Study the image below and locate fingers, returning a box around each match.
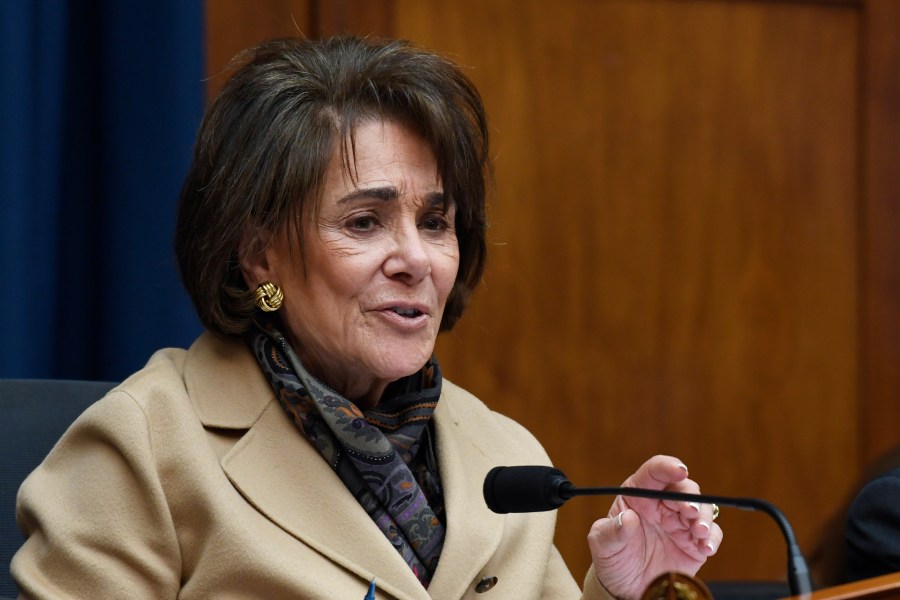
[683,501,716,540]
[691,501,723,555]
[679,496,724,558]
[660,476,701,513]
[704,521,724,555]
[696,501,717,531]
[620,455,720,536]
[622,455,690,491]
[623,455,697,513]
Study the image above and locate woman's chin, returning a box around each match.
[368,346,434,382]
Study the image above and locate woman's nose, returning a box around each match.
[383,224,431,283]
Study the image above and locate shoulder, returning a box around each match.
[74,344,194,438]
[100,331,271,430]
[37,346,198,471]
[845,467,900,581]
[66,332,252,458]
[848,467,900,521]
[114,346,190,408]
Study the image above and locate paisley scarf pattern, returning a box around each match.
[247,320,446,587]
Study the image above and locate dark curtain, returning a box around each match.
[1,1,205,381]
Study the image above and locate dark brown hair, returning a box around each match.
[175,36,490,337]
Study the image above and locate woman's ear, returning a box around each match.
[238,227,276,290]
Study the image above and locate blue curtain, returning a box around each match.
[0,2,205,381]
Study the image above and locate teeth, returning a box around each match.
[390,307,421,317]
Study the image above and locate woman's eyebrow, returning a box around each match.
[338,186,399,204]
[424,191,446,207]
[338,187,447,206]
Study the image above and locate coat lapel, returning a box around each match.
[185,334,505,599]
[221,400,430,599]
[186,334,426,598]
[426,383,506,599]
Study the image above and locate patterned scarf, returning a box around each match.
[247,320,446,588]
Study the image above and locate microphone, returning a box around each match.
[483,465,812,597]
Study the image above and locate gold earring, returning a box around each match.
[254,282,284,312]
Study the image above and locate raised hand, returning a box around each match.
[586,455,723,600]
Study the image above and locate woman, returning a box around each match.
[13,36,722,599]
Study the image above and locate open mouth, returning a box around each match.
[389,307,424,318]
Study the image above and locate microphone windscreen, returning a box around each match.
[483,465,569,513]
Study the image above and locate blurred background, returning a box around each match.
[3,0,900,586]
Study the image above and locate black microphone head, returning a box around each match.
[483,465,571,513]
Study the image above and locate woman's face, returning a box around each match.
[243,119,459,407]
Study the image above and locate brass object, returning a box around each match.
[641,572,713,600]
[254,282,284,312]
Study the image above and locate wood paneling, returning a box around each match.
[204,0,313,99]
[311,0,394,39]
[203,0,394,99]
[398,0,860,580]
[204,0,900,585]
[861,0,900,465]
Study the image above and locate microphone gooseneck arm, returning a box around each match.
[565,484,811,596]
[483,466,813,597]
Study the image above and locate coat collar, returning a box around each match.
[183,332,273,429]
[185,334,506,598]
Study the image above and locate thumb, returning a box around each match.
[588,509,639,558]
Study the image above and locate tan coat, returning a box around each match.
[13,333,611,599]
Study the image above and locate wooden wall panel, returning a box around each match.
[861,0,900,465]
[312,0,394,39]
[203,0,900,585]
[204,0,313,98]
[204,0,393,99]
[397,0,861,581]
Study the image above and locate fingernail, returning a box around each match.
[706,542,716,554]
[699,521,711,532]
[689,502,701,512]
[677,463,689,475]
[615,511,624,528]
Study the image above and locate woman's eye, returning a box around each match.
[421,214,449,231]
[349,215,377,231]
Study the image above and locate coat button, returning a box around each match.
[475,575,498,593]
